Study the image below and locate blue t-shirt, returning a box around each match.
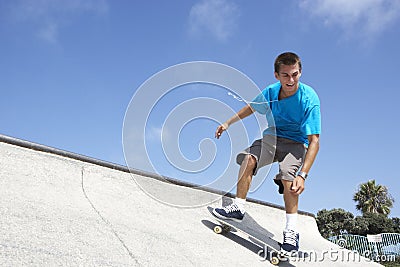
[250,82,321,146]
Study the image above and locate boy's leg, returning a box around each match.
[213,136,276,221]
[212,155,256,221]
[275,138,306,253]
[282,180,299,232]
[275,138,306,214]
[235,135,276,208]
[236,154,257,199]
[280,178,301,254]
[282,180,299,214]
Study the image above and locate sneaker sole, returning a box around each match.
[212,209,243,222]
[280,248,300,257]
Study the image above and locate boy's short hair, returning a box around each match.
[274,52,302,73]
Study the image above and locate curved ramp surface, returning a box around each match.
[0,137,381,266]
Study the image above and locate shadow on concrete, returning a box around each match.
[201,219,263,256]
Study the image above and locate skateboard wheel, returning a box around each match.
[222,225,231,232]
[271,256,280,265]
[213,225,223,234]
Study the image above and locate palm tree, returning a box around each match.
[353,180,394,215]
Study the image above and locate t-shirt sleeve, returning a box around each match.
[249,91,269,115]
[302,104,321,135]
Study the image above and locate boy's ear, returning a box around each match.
[274,72,279,80]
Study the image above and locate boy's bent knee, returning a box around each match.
[244,154,257,167]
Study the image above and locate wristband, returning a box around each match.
[298,171,308,180]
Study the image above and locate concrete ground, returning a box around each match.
[0,135,381,266]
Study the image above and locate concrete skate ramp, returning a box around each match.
[0,135,381,266]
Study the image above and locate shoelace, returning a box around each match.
[223,204,240,213]
[283,230,298,246]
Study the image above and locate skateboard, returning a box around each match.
[207,206,308,265]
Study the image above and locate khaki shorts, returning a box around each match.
[236,135,306,181]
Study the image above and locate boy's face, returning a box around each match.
[274,63,302,94]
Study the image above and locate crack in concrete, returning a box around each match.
[80,167,140,266]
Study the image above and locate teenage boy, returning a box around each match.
[213,52,321,254]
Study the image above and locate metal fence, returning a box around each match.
[329,233,400,261]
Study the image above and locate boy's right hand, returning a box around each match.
[215,123,228,139]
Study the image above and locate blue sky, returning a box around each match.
[1,0,400,217]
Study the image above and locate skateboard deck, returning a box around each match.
[207,206,308,265]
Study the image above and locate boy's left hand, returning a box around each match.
[290,176,305,195]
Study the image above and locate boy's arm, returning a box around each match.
[291,134,320,195]
[301,134,320,174]
[215,104,255,139]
